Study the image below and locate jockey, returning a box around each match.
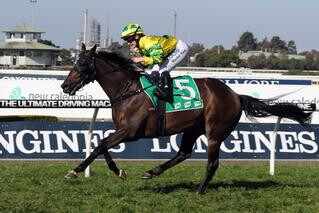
[121,23,189,102]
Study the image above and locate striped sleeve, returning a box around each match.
[143,45,164,66]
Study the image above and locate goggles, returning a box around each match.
[125,36,136,43]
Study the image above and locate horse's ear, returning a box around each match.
[81,43,86,52]
[89,44,97,56]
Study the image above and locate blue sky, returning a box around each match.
[0,0,318,52]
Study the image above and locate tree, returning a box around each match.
[58,48,73,66]
[287,58,301,70]
[201,46,221,67]
[188,43,205,57]
[257,37,271,52]
[191,45,240,68]
[216,50,240,67]
[192,53,205,67]
[265,55,279,69]
[38,39,60,48]
[237,31,257,52]
[301,55,315,70]
[247,54,266,69]
[278,54,289,69]
[270,36,287,53]
[287,40,297,54]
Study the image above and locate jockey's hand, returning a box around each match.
[131,57,144,64]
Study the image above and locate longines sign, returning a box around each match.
[0,121,318,159]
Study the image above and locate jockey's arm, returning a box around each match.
[131,56,145,63]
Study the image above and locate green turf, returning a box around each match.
[0,162,318,213]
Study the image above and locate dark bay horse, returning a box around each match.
[61,44,312,194]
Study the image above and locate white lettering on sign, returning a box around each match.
[16,130,42,154]
[0,129,317,156]
[221,79,280,85]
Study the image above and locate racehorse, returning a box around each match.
[61,44,312,194]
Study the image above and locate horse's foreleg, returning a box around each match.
[103,152,122,176]
[95,132,120,176]
[65,128,129,179]
[142,129,200,179]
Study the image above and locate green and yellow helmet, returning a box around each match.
[121,23,144,40]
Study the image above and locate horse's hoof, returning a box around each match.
[141,171,154,179]
[196,187,206,195]
[118,169,128,181]
[196,191,205,195]
[65,170,77,179]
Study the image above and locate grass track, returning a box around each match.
[0,161,318,213]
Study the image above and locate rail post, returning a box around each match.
[84,107,99,178]
[269,117,282,176]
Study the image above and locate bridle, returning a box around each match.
[72,52,148,105]
[72,52,97,89]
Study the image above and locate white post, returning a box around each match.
[269,117,282,176]
[30,0,37,27]
[84,108,99,178]
[83,9,88,46]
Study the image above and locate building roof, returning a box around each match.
[239,50,306,61]
[2,24,44,33]
[0,41,60,51]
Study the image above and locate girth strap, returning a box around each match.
[156,99,166,137]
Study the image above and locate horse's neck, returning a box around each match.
[95,60,138,100]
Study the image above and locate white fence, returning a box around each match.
[1,69,318,177]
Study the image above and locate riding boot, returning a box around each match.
[150,71,160,85]
[159,71,173,102]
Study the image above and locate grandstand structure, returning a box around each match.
[0,24,60,67]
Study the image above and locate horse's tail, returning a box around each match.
[239,95,312,126]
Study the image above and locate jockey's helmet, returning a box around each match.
[121,23,144,40]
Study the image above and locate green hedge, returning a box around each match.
[0,115,58,122]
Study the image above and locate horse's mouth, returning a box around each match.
[68,89,77,96]
[61,80,85,96]
[63,87,78,96]
[65,82,85,96]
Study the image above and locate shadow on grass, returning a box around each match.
[139,180,281,194]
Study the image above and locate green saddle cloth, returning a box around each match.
[139,75,204,113]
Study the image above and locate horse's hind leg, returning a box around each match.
[142,128,203,179]
[197,120,240,194]
[197,137,221,194]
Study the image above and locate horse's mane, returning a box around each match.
[96,51,139,73]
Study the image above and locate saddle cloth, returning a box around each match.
[139,75,204,113]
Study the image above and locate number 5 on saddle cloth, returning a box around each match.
[140,75,204,136]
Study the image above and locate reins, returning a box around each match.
[91,55,153,106]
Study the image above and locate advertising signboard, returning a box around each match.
[0,121,318,160]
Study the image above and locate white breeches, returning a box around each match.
[151,40,189,74]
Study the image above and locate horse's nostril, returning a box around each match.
[61,83,67,89]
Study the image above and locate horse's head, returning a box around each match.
[61,44,97,95]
